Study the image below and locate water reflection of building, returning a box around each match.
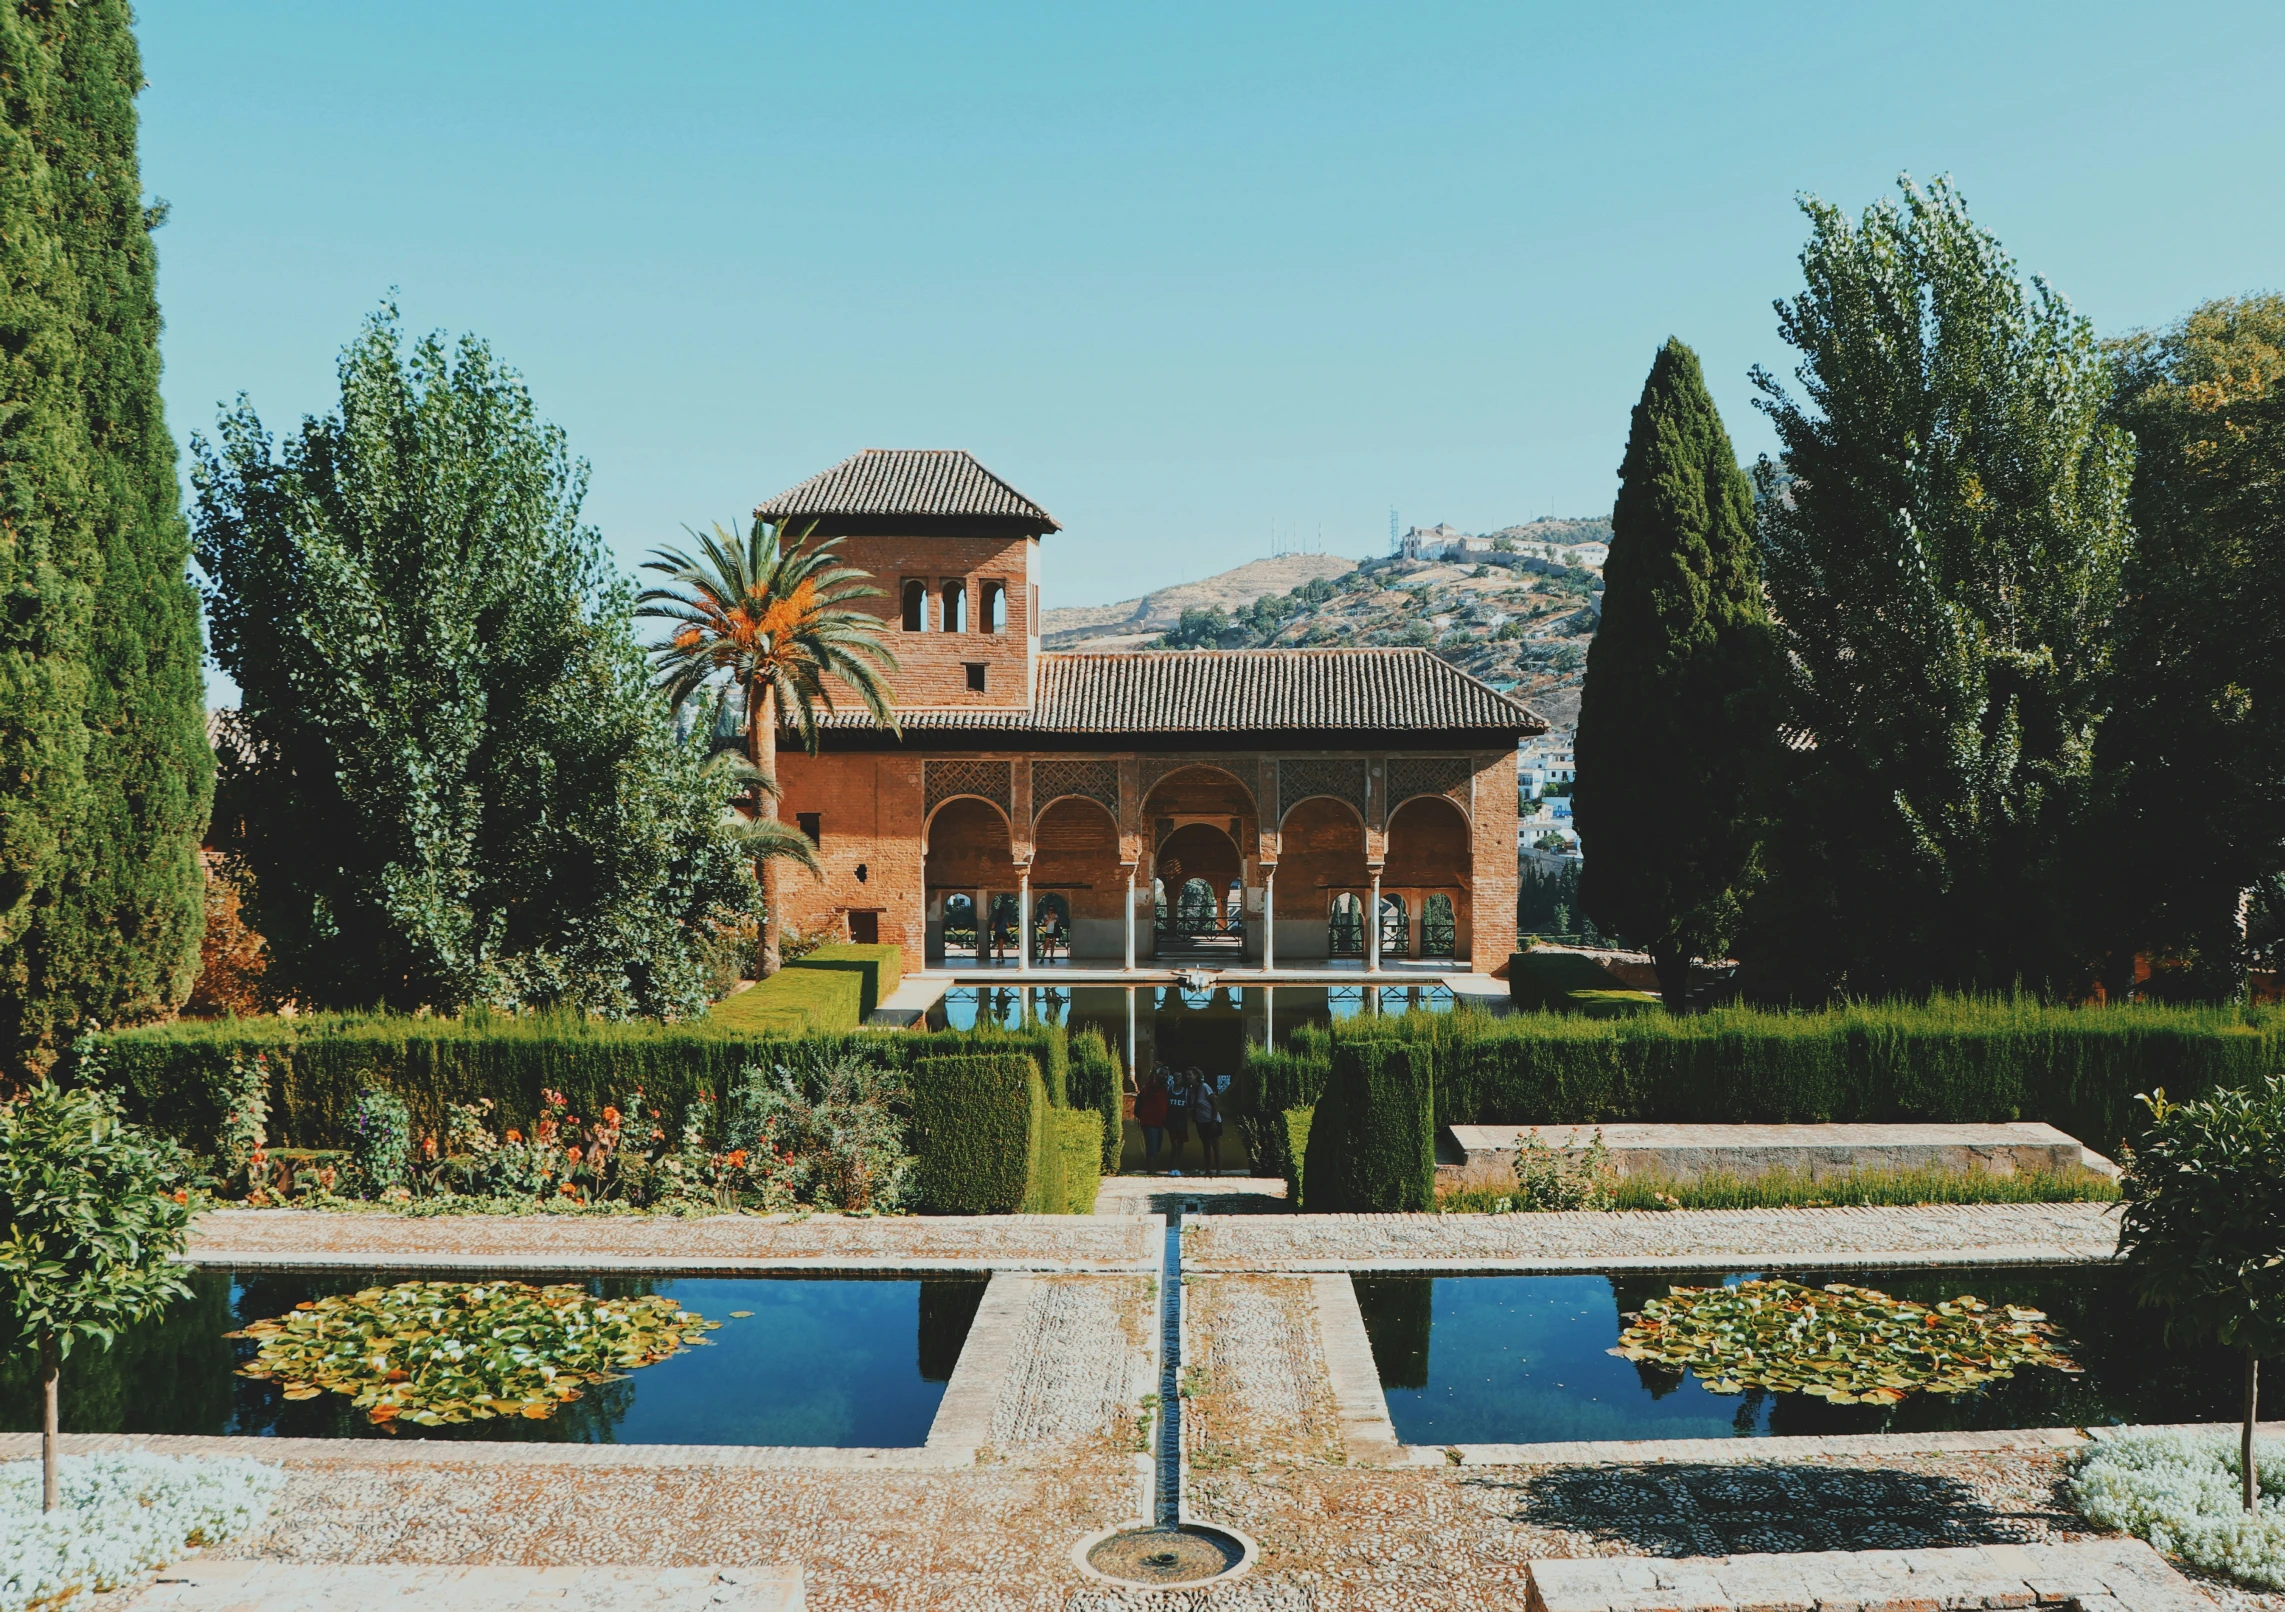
[763,450,1544,976]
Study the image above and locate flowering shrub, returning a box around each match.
[0,1452,282,1612]
[211,1049,916,1215]
[348,1087,412,1194]
[2072,1430,2285,1589]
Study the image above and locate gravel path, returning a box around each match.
[1182,1202,2120,1273]
[185,1208,1160,1273]
[991,1277,1154,1450]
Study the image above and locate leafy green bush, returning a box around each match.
[347,1089,412,1196]
[1067,1029,1126,1174]
[2118,1070,2285,1508]
[1245,996,2272,1157]
[913,1054,1045,1215]
[1302,1039,1435,1212]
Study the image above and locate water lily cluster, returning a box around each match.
[1609,1278,2082,1404]
[227,1279,719,1427]
[0,1452,282,1612]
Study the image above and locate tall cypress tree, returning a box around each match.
[1575,339,1775,1010]
[0,5,96,1065]
[0,0,209,1070]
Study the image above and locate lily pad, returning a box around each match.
[1609,1278,2081,1405]
[226,1279,718,1428]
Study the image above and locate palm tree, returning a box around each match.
[638,520,900,976]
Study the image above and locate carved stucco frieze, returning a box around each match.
[923,758,1012,819]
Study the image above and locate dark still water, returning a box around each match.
[1355,1267,2268,1446]
[0,1269,984,1447]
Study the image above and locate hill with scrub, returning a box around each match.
[1040,518,1609,723]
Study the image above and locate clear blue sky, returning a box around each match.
[142,1,2283,646]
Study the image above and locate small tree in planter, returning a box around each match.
[2117,1072,2285,1510]
[0,1076,193,1510]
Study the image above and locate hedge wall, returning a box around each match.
[1244,998,2276,1159]
[1049,1108,1104,1214]
[1067,1028,1126,1174]
[707,968,864,1034]
[1301,1039,1435,1212]
[913,1053,1046,1214]
[98,1014,1073,1157]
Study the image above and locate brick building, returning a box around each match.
[759,449,1544,974]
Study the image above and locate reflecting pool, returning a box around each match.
[1356,1267,2271,1446]
[0,1269,984,1447]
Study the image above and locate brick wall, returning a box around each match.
[770,750,926,955]
[828,533,1040,709]
[1470,747,1520,966]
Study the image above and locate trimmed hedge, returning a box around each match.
[784,943,902,1019]
[1050,1108,1105,1214]
[1245,998,2277,1158]
[1301,1039,1436,1212]
[709,968,864,1034]
[97,1015,1074,1158]
[914,1053,1045,1214]
[1067,1028,1126,1174]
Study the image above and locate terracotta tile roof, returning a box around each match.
[754,449,1059,531]
[802,649,1545,736]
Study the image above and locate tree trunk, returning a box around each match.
[751,680,782,979]
[2246,1348,2261,1512]
[1651,945,1691,1014]
[41,1327,59,1512]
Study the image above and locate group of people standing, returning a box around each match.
[1132,1064,1227,1174]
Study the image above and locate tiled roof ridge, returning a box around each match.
[755,447,1059,529]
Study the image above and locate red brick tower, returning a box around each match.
[754,448,1058,714]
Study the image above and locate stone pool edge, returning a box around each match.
[1399,1417,2285,1468]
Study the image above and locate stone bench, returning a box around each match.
[1440,1122,2111,1193]
[1526,1539,2211,1612]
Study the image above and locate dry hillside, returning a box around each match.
[1042,554,1357,650]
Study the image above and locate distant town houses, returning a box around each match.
[1400,521,1611,572]
[1517,727,1580,859]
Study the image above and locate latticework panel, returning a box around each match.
[924,758,1012,817]
[1277,757,1368,823]
[1387,755,1471,815]
[1032,758,1120,821]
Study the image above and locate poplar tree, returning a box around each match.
[1575,339,1775,1010]
[0,0,209,1071]
[1751,177,2132,996]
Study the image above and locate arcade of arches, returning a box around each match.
[781,747,1516,972]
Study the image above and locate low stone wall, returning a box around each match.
[1440,1120,2104,1192]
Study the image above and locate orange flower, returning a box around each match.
[506,1128,523,1143]
[602,1105,620,1124]
[565,1145,583,1164]
[171,1187,189,1205]
[421,1134,438,1160]
[725,1148,749,1169]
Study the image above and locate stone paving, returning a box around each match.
[1182,1203,2121,1273]
[125,1561,804,1611]
[183,1208,1161,1274]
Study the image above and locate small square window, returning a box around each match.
[796,812,821,845]
[963,662,987,693]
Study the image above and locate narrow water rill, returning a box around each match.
[1078,1197,1252,1588]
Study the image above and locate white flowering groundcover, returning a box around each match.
[2072,1430,2285,1590]
[0,1452,283,1612]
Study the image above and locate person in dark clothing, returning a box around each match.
[1191,1073,1225,1174]
[1163,1066,1192,1170]
[1135,1069,1170,1169]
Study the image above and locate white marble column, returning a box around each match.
[1262,864,1276,973]
[1018,868,1031,972]
[1367,871,1383,974]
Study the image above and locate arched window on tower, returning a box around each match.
[983,580,1007,632]
[901,579,927,632]
[942,580,967,632]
